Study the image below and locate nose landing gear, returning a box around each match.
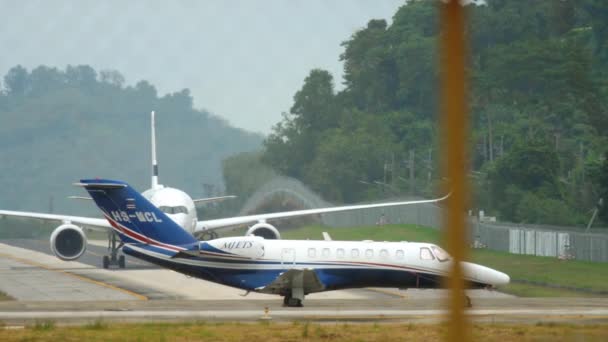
[102,231,126,269]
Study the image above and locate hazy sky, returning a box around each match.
[0,0,404,134]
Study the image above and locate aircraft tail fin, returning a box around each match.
[77,179,198,248]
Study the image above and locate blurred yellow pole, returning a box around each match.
[440,1,470,342]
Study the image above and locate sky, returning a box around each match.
[0,0,405,134]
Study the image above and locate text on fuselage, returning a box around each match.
[110,210,163,223]
[222,241,254,249]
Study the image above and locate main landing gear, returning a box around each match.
[102,231,126,269]
[282,288,305,307]
[283,294,303,307]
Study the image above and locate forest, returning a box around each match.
[0,65,262,214]
[227,0,608,226]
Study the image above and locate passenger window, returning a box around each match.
[308,248,316,258]
[365,249,374,259]
[420,247,435,260]
[379,249,388,258]
[351,249,360,258]
[337,248,345,258]
[395,250,404,259]
[322,248,330,258]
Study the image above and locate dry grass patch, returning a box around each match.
[0,322,607,341]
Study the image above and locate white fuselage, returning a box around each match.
[200,236,510,289]
[142,186,197,233]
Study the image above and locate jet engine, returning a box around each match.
[50,224,87,261]
[245,222,281,239]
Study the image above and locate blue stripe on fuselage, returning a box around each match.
[122,244,447,292]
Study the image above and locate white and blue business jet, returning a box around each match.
[78,179,509,307]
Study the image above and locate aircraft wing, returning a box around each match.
[256,268,325,295]
[195,194,448,232]
[193,195,237,205]
[0,210,110,231]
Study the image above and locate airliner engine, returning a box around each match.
[49,224,87,261]
[245,222,281,239]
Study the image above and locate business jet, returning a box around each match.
[0,112,448,269]
[77,178,509,307]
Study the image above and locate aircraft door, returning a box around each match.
[281,248,295,266]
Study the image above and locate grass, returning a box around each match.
[0,322,606,341]
[0,291,13,301]
[280,224,608,297]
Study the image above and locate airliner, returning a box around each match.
[77,178,509,307]
[0,111,233,268]
[0,111,447,269]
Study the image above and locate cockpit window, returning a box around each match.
[159,206,188,214]
[419,247,435,260]
[431,246,450,262]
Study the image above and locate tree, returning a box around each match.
[487,137,561,219]
[65,65,97,90]
[99,70,125,87]
[28,66,64,96]
[598,153,608,223]
[263,69,337,179]
[3,65,29,96]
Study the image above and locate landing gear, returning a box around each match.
[283,294,303,307]
[102,231,125,269]
[465,295,472,308]
[118,255,126,269]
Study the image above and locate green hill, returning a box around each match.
[0,65,262,215]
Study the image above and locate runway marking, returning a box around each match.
[0,252,148,301]
[14,240,148,266]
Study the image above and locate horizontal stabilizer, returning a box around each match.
[68,196,93,200]
[73,181,127,189]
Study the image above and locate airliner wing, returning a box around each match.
[195,194,448,232]
[193,195,237,205]
[256,268,324,295]
[0,210,110,231]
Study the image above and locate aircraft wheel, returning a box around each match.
[287,298,303,307]
[118,255,126,269]
[102,255,110,269]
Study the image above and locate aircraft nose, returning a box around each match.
[167,214,188,229]
[461,261,510,287]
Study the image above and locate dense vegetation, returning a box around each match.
[0,65,262,214]
[254,0,608,226]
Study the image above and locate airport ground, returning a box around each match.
[0,224,607,341]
